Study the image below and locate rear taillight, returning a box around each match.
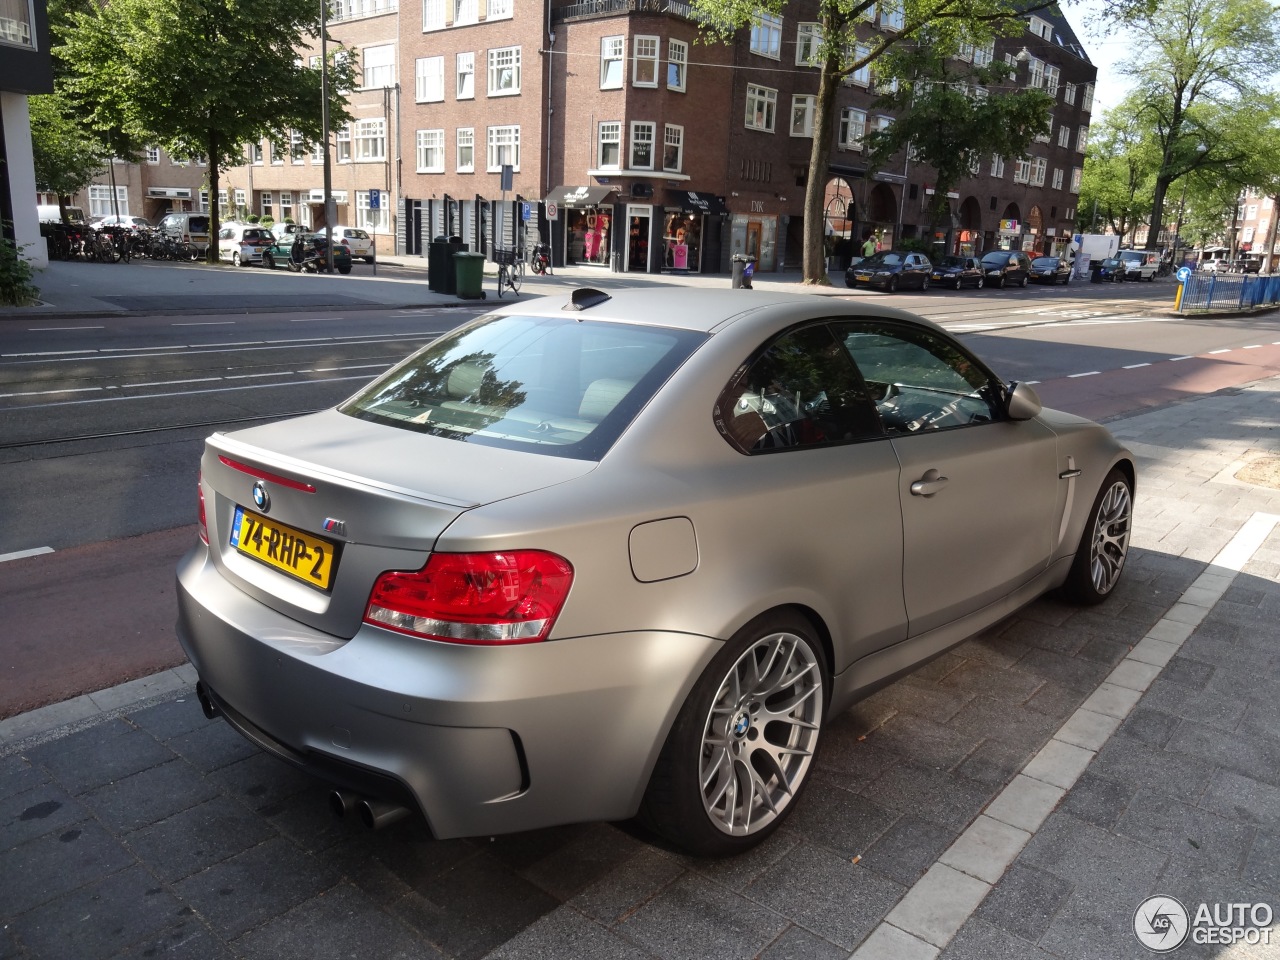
[364,550,573,644]
[197,476,209,544]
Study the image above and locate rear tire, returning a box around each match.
[1063,468,1133,605]
[640,611,827,856]
[263,252,275,270]
[888,275,899,293]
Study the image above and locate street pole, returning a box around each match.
[320,0,335,273]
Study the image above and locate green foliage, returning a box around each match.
[0,237,40,308]
[1077,100,1159,241]
[27,91,111,198]
[260,215,275,228]
[56,0,356,260]
[247,214,261,223]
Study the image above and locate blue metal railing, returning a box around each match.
[1177,272,1280,312]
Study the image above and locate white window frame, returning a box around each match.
[290,130,306,164]
[1070,167,1082,193]
[1076,126,1088,152]
[486,125,520,172]
[1031,157,1047,187]
[261,191,274,217]
[796,22,821,66]
[362,44,395,89]
[745,84,777,132]
[790,95,816,137]
[1058,124,1070,147]
[311,140,325,163]
[454,0,477,26]
[357,191,388,232]
[456,52,474,99]
[416,55,444,102]
[878,1,904,31]
[416,129,445,173]
[749,12,782,58]
[486,0,512,17]
[851,44,871,85]
[1044,64,1060,96]
[88,185,129,217]
[597,121,622,169]
[663,124,683,173]
[1028,16,1052,39]
[457,127,474,172]
[487,46,521,96]
[1064,82,1076,105]
[633,36,659,86]
[280,192,293,219]
[354,118,386,162]
[840,107,866,150]
[667,38,687,91]
[146,146,161,164]
[1082,83,1095,112]
[1052,169,1064,190]
[600,36,625,89]
[423,0,444,30]
[630,121,655,169]
[974,42,994,67]
[1026,56,1044,90]
[991,154,1005,178]
[1013,157,1031,183]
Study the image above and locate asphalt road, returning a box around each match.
[2,287,1278,717]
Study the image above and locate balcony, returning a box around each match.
[552,0,696,25]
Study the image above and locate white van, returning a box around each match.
[1116,249,1158,281]
[37,204,87,223]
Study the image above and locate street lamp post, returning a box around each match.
[320,0,335,272]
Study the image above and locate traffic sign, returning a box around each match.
[546,201,559,221]
[369,189,381,210]
[521,201,532,222]
[1176,266,1192,282]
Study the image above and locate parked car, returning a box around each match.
[90,215,153,231]
[980,250,1033,288]
[1116,249,1158,281]
[930,255,985,289]
[325,225,375,263]
[177,288,1135,855]
[262,232,353,273]
[845,251,933,291]
[1092,257,1127,283]
[217,222,276,266]
[1029,256,1072,285]
[156,212,211,253]
[37,204,87,224]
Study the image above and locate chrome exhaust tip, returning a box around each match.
[195,682,220,720]
[358,798,410,830]
[329,790,358,820]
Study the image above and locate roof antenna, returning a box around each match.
[564,288,612,311]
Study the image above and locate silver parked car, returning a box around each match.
[177,288,1135,855]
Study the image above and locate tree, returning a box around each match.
[57,0,355,262]
[1076,99,1158,241]
[866,33,1055,253]
[27,91,111,221]
[1113,0,1280,251]
[692,0,1067,283]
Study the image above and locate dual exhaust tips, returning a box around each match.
[329,790,410,831]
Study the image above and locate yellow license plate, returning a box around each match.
[230,506,337,590]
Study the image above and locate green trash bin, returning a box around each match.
[454,251,486,300]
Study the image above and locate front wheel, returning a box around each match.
[263,252,275,270]
[338,263,352,275]
[641,611,827,856]
[887,275,899,293]
[510,260,524,293]
[496,267,507,298]
[1021,274,1029,288]
[1063,468,1133,605]
[975,276,984,289]
[920,276,929,292]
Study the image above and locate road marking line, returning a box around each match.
[1244,344,1262,349]
[1123,363,1151,369]
[1068,371,1100,378]
[1170,355,1194,361]
[37,327,105,332]
[849,512,1280,958]
[0,546,55,563]
[1209,349,1232,354]
[0,386,102,399]
[172,321,236,326]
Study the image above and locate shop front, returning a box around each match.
[729,209,778,273]
[546,186,616,269]
[662,191,728,273]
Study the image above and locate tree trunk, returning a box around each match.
[800,38,843,285]
[1262,195,1279,275]
[206,129,220,265]
[1145,176,1170,252]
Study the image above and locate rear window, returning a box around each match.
[341,314,705,460]
[1032,258,1059,267]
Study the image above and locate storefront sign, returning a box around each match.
[999,218,1019,233]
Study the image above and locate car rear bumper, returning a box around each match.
[175,545,720,838]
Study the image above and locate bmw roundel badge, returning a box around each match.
[251,481,270,512]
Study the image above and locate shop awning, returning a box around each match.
[547,185,614,207]
[666,190,729,216]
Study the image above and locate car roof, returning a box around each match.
[485,287,953,337]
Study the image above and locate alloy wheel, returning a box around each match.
[1090,480,1132,595]
[698,630,823,837]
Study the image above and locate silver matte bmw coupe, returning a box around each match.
[177,288,1134,855]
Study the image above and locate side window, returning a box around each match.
[714,324,883,454]
[836,322,1003,434]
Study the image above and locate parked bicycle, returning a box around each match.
[530,241,551,276]
[494,247,523,297]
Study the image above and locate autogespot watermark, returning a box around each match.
[1134,896,1274,952]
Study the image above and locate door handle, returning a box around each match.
[910,469,949,497]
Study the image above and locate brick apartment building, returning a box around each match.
[60,0,1097,274]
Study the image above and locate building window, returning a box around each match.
[974,42,993,66]
[1031,157,1047,186]
[1028,15,1052,39]
[667,38,687,90]
[878,1,904,31]
[199,190,210,211]
[1245,204,1258,220]
[146,146,161,164]
[487,0,512,17]
[1070,167,1082,193]
[270,139,284,164]
[597,121,622,169]
[454,0,477,26]
[355,119,386,161]
[1036,114,1051,143]
[487,125,520,171]
[261,192,274,218]
[423,0,444,30]
[416,129,445,172]
[290,130,306,163]
[281,192,293,219]
[663,124,683,172]
[456,52,474,99]
[745,84,777,131]
[88,185,129,217]
[234,188,246,210]
[362,44,394,88]
[796,22,821,65]
[457,128,474,172]
[1076,126,1088,152]
[601,36,624,89]
[791,95,816,137]
[1044,65,1060,96]
[630,121,655,169]
[311,140,325,163]
[991,154,1005,178]
[357,191,388,232]
[750,12,782,58]
[488,46,521,96]
[249,142,263,164]
[416,56,444,102]
[1052,168,1064,190]
[1026,57,1045,90]
[1058,124,1070,147]
[633,36,659,86]
[839,107,866,149]
[1013,157,1032,183]
[1064,82,1076,105]
[851,44,871,85]
[1065,207,1075,222]
[1082,83,1094,112]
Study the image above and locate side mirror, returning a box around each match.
[1006,381,1042,421]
